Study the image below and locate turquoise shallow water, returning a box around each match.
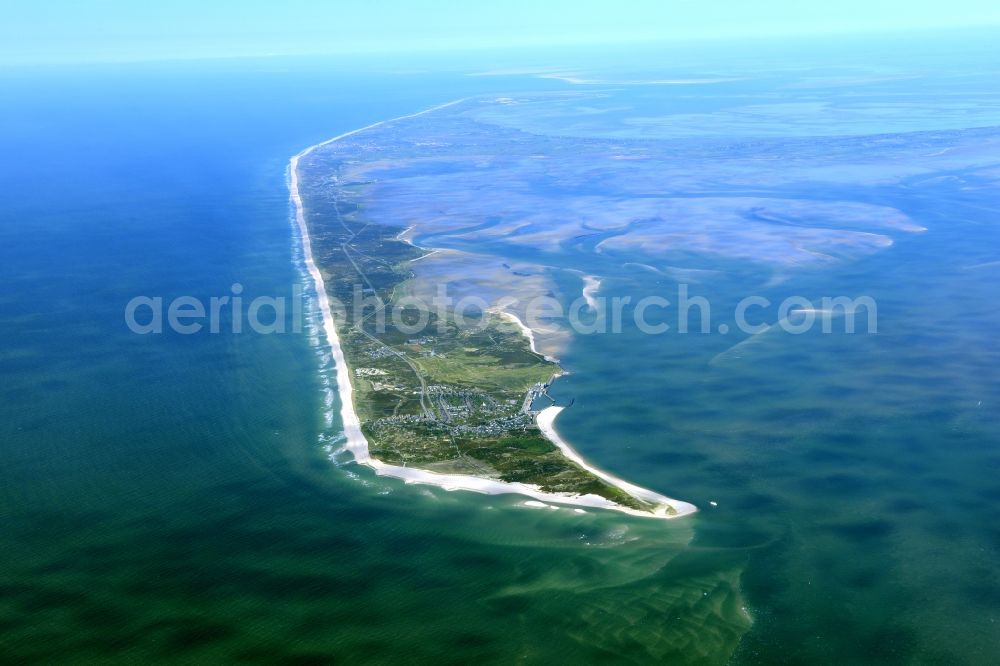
[3,36,1000,664]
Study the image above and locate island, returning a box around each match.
[290,100,697,518]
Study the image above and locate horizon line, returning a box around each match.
[2,24,997,69]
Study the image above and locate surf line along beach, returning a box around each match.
[288,101,696,519]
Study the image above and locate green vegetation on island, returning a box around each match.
[299,168,650,511]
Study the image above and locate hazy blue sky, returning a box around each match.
[3,0,999,64]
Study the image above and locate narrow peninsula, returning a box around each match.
[290,101,695,519]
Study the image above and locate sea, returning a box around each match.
[2,32,999,664]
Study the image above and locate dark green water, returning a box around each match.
[551,181,1000,662]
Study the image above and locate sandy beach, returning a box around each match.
[490,308,560,363]
[537,406,697,518]
[581,275,602,311]
[290,105,696,520]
